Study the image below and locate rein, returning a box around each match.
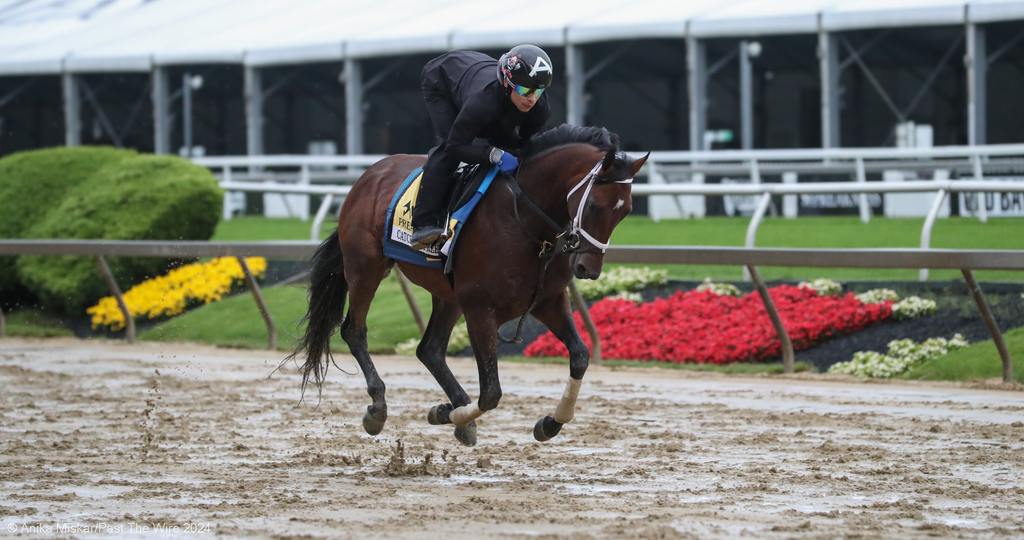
[498,160,633,343]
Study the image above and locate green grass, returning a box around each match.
[140,275,431,353]
[904,326,1024,383]
[3,308,74,337]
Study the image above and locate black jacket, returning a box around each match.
[423,50,550,165]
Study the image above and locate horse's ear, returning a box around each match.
[600,147,617,174]
[629,152,650,177]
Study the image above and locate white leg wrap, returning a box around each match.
[449,403,483,426]
[552,377,583,424]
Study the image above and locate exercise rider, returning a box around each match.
[410,44,553,249]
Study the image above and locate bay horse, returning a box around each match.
[288,124,648,446]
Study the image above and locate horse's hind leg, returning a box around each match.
[340,254,392,436]
[529,291,589,442]
[416,298,477,445]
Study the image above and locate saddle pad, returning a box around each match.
[382,165,501,271]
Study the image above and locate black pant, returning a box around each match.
[413,71,460,229]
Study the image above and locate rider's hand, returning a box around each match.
[497,151,519,173]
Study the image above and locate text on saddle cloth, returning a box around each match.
[382,165,501,271]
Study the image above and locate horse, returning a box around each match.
[288,124,648,446]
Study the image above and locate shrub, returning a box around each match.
[0,146,137,293]
[17,155,223,312]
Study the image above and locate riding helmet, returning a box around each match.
[497,44,554,91]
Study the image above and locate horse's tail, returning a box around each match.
[286,230,348,399]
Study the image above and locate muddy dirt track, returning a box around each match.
[1,338,1023,539]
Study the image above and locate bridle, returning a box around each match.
[499,159,633,343]
[506,160,633,257]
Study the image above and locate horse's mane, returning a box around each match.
[522,124,620,161]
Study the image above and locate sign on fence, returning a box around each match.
[959,177,1024,218]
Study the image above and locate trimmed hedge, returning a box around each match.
[16,154,223,312]
[0,146,137,292]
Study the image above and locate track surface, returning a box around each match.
[1,338,1022,539]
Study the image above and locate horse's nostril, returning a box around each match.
[575,263,588,276]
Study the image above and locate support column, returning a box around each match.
[687,36,707,151]
[566,44,585,126]
[151,66,171,154]
[62,73,81,147]
[967,23,987,146]
[344,59,364,155]
[819,28,841,148]
[244,66,264,156]
[739,41,754,150]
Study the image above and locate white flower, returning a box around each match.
[856,288,900,304]
[798,278,843,296]
[576,266,668,300]
[892,296,937,320]
[828,334,968,378]
[696,277,740,297]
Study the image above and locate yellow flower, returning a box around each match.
[86,257,267,330]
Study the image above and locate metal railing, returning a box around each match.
[0,239,1017,383]
[214,176,1024,281]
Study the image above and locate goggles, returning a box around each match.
[512,84,545,97]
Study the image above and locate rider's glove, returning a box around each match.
[496,151,519,173]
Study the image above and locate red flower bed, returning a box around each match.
[524,285,892,364]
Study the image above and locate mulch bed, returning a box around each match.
[488,280,1024,372]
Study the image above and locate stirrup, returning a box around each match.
[410,226,445,250]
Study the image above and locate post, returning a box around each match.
[743,192,773,281]
[819,28,840,148]
[394,269,425,334]
[687,36,707,152]
[747,265,794,373]
[236,256,276,350]
[344,60,364,155]
[856,157,870,223]
[919,188,948,281]
[0,305,6,337]
[739,41,754,150]
[182,73,193,157]
[566,44,586,126]
[967,23,987,146]
[151,66,171,154]
[569,280,601,365]
[96,255,135,343]
[962,269,1013,383]
[244,66,265,156]
[62,73,81,146]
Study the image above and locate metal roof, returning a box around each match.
[0,0,1021,75]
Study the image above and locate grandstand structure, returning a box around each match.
[0,0,1021,163]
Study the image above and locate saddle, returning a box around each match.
[382,162,499,273]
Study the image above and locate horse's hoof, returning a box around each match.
[454,421,477,446]
[362,405,387,436]
[533,415,563,442]
[427,403,452,425]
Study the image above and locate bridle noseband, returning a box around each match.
[498,159,632,343]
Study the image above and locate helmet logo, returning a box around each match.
[529,56,552,78]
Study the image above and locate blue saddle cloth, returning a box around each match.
[382,165,500,271]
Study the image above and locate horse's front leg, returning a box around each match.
[530,289,589,442]
[447,306,502,446]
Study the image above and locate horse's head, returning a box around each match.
[567,148,649,280]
